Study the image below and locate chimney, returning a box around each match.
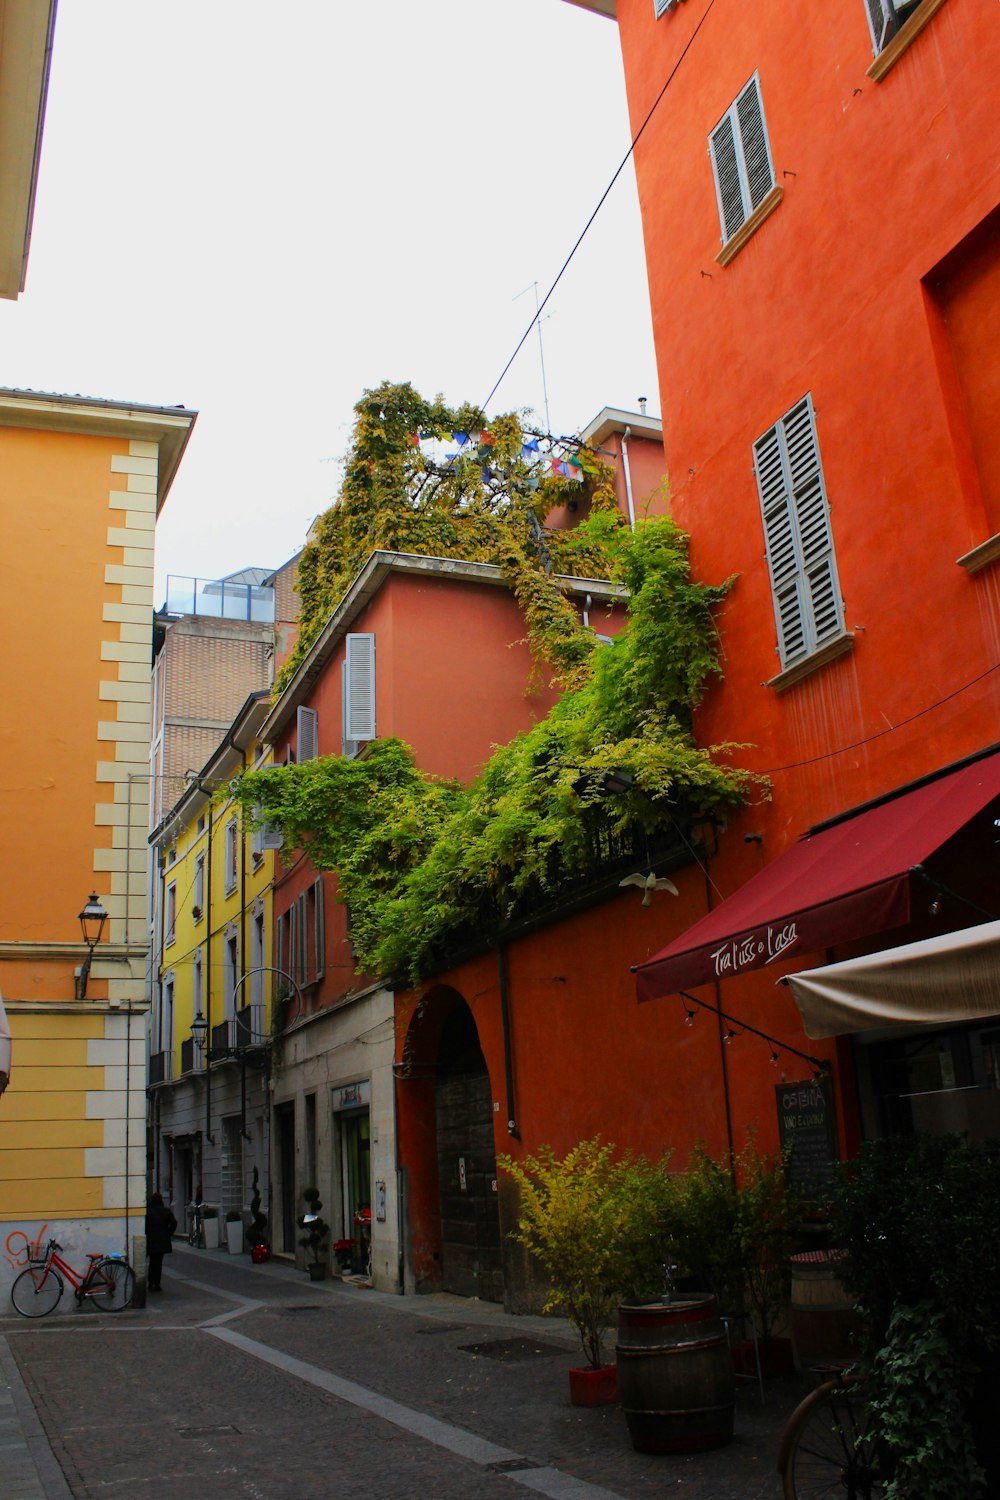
[638,396,647,415]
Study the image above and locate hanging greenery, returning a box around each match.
[235,381,763,985]
[281,380,619,693]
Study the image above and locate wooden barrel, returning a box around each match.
[790,1251,862,1370]
[615,1296,735,1454]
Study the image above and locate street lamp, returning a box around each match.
[189,1010,208,1065]
[76,892,108,999]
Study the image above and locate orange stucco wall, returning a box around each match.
[1,427,131,976]
[613,0,1000,829]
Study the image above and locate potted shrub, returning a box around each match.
[225,1209,244,1255]
[201,1204,220,1250]
[499,1138,626,1406]
[333,1238,354,1273]
[298,1186,330,1281]
[247,1167,269,1264]
[830,1132,1000,1497]
[614,1152,735,1453]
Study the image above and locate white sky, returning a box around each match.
[1,0,660,598]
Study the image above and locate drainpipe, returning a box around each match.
[497,943,519,1139]
[704,862,736,1177]
[621,426,636,533]
[204,795,214,1145]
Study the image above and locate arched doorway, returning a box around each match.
[433,1000,503,1301]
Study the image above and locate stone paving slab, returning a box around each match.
[0,1245,811,1499]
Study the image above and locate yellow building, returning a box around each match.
[148,693,277,1241]
[0,389,196,1292]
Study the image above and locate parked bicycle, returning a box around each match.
[10,1239,135,1318]
[187,1199,204,1247]
[778,1366,894,1499]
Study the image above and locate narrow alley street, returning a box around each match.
[0,1246,808,1500]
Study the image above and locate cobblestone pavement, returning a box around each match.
[0,1246,813,1500]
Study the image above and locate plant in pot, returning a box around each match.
[298,1186,331,1281]
[200,1204,220,1250]
[732,1136,796,1376]
[225,1208,244,1255]
[247,1167,269,1263]
[615,1151,736,1453]
[333,1238,354,1273]
[498,1138,627,1406]
[830,1132,1000,1498]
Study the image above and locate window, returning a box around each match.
[709,75,775,246]
[165,881,176,947]
[224,929,238,1021]
[224,816,238,895]
[297,705,319,762]
[864,0,925,55]
[654,0,673,14]
[753,395,845,671]
[312,878,326,984]
[275,911,288,987]
[251,904,265,1007]
[251,802,283,862]
[193,853,205,919]
[192,949,203,1022]
[342,633,376,758]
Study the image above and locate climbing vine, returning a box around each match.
[281,381,621,692]
[235,382,762,983]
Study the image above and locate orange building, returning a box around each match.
[241,410,668,1296]
[556,0,1000,1168]
[0,389,195,1292]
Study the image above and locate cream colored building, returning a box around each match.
[0,390,196,1294]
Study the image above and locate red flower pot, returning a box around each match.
[568,1364,618,1407]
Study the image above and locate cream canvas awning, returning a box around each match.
[784,920,1000,1039]
[0,988,11,1089]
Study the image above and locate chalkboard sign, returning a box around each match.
[775,1074,838,1196]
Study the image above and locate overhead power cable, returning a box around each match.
[481,0,719,416]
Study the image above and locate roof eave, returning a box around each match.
[0,0,58,298]
[260,548,625,745]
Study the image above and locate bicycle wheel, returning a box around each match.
[780,1378,887,1500]
[11,1265,64,1317]
[89,1258,135,1311]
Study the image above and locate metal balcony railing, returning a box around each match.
[162,574,275,623]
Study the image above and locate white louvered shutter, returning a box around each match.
[296,705,318,763]
[754,396,843,669]
[344,633,376,746]
[709,114,746,243]
[864,0,895,52]
[735,81,773,213]
[710,76,775,244]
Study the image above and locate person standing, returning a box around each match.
[145,1192,177,1292]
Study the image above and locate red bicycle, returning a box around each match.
[10,1239,135,1317]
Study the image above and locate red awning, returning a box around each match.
[634,750,1000,1001]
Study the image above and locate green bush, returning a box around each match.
[830,1133,1000,1358]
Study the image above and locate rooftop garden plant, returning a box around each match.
[233,381,764,987]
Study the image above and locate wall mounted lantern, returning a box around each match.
[76,893,108,999]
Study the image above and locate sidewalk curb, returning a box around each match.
[0,1335,73,1500]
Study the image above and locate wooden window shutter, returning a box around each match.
[735,80,773,214]
[344,633,376,745]
[863,0,896,52]
[710,113,746,242]
[710,75,774,244]
[754,395,843,669]
[297,706,318,763]
[313,878,325,983]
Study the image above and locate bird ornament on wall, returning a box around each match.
[619,871,680,907]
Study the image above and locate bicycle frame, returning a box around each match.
[31,1242,121,1300]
